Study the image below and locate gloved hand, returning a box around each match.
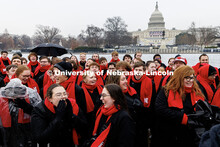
[187,113,205,128]
[55,100,66,121]
[133,99,143,108]
[65,99,77,126]
[14,98,33,114]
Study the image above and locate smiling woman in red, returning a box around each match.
[154,66,205,147]
[15,65,40,93]
[89,84,135,147]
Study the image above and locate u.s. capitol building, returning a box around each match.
[132,2,184,46]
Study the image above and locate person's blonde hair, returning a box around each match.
[80,52,86,55]
[165,66,204,100]
[15,65,30,77]
[111,51,118,56]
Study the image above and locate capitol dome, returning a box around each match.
[148,2,165,29]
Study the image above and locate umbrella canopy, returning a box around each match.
[30,43,68,56]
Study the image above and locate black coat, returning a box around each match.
[154,89,197,147]
[31,99,88,147]
[76,87,102,138]
[96,110,136,147]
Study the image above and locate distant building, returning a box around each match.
[132,2,184,46]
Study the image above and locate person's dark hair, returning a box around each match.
[13,52,22,57]
[153,54,161,60]
[154,59,161,64]
[123,54,132,61]
[28,52,38,61]
[69,60,78,70]
[168,57,175,63]
[133,62,146,71]
[116,61,132,71]
[1,51,8,54]
[40,56,51,63]
[89,62,100,70]
[146,60,155,68]
[99,57,107,64]
[175,54,181,58]
[104,84,128,110]
[6,64,18,71]
[199,54,208,60]
[46,84,63,99]
[87,58,95,62]
[108,62,116,68]
[62,57,71,62]
[105,72,121,85]
[11,55,21,63]
[20,57,28,64]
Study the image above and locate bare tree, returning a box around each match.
[175,33,196,45]
[188,22,220,47]
[32,25,61,45]
[21,35,32,48]
[61,36,79,49]
[104,16,132,47]
[79,25,104,48]
[0,29,14,50]
[197,27,218,47]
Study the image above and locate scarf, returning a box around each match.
[43,72,56,99]
[59,75,76,99]
[3,75,10,84]
[96,74,104,86]
[34,65,51,76]
[0,59,7,74]
[147,71,163,92]
[91,105,119,147]
[0,57,11,65]
[27,61,40,72]
[192,63,208,75]
[168,89,204,125]
[162,75,171,86]
[129,74,153,107]
[185,86,193,93]
[100,64,108,71]
[123,86,137,96]
[95,59,99,64]
[25,78,40,93]
[166,66,172,72]
[168,89,204,109]
[197,65,216,103]
[81,82,103,113]
[211,88,220,107]
[0,98,31,128]
[44,98,79,145]
[110,58,120,63]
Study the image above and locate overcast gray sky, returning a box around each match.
[1,0,219,37]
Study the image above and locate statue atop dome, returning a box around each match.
[148,2,165,29]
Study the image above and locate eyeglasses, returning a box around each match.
[21,75,31,78]
[184,76,195,81]
[54,92,69,98]
[40,61,48,63]
[100,93,110,97]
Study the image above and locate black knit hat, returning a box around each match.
[54,61,72,73]
[208,65,217,76]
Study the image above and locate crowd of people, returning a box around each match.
[0,50,219,147]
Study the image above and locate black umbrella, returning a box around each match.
[30,43,68,56]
